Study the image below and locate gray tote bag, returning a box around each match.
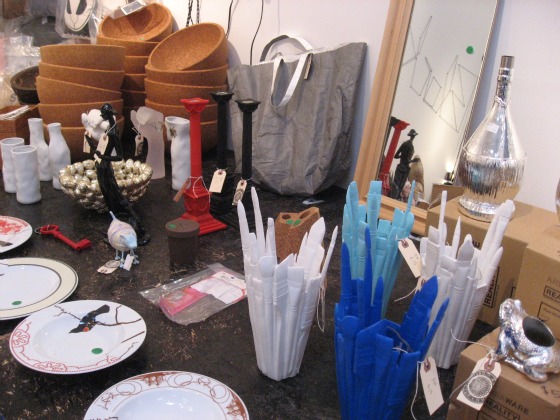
[228,38,367,196]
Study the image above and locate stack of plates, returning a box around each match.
[145,22,229,152]
[36,44,126,161]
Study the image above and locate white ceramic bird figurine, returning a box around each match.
[108,212,139,267]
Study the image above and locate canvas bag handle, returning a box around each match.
[260,35,314,62]
[270,53,311,107]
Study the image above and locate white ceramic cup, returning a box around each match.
[12,145,41,204]
[1,137,25,193]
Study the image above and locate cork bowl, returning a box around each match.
[148,23,227,71]
[99,3,173,42]
[40,44,126,71]
[38,62,125,91]
[97,35,159,57]
[144,78,227,104]
[121,89,147,108]
[121,74,146,91]
[43,117,125,162]
[38,100,124,127]
[36,76,122,104]
[145,63,228,86]
[124,55,149,74]
[145,99,217,122]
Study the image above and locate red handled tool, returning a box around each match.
[38,225,92,251]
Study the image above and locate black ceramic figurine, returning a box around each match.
[86,103,150,245]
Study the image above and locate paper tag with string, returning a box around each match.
[232,180,247,205]
[134,134,144,157]
[122,254,134,271]
[97,260,120,274]
[457,356,501,410]
[420,357,444,415]
[398,238,422,278]
[95,133,108,163]
[209,169,226,193]
[83,132,91,153]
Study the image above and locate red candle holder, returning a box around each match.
[179,98,227,235]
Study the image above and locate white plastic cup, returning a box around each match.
[1,137,25,193]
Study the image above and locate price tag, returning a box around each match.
[232,180,247,205]
[122,254,134,271]
[457,356,501,410]
[83,132,91,153]
[420,357,444,415]
[398,238,422,278]
[120,0,146,16]
[209,169,226,193]
[95,133,108,163]
[486,122,499,133]
[134,134,144,157]
[97,260,120,274]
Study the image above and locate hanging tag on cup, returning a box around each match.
[134,134,144,157]
[457,355,501,410]
[83,132,91,153]
[209,169,226,193]
[232,180,247,205]
[95,133,108,163]
[420,357,444,415]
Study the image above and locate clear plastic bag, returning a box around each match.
[140,263,246,326]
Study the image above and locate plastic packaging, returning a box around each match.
[140,263,246,326]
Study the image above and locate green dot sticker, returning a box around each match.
[168,223,177,229]
[91,348,103,355]
[12,300,22,306]
[466,46,474,54]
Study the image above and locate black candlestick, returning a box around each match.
[219,98,260,230]
[210,91,236,217]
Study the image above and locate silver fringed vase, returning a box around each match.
[457,56,525,222]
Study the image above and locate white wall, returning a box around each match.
[164,0,560,213]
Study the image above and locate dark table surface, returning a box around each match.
[0,152,492,419]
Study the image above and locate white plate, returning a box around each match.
[0,257,78,320]
[10,300,146,374]
[84,371,249,420]
[0,215,32,253]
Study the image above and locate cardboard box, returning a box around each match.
[0,105,40,166]
[448,328,560,420]
[426,197,557,326]
[515,225,560,339]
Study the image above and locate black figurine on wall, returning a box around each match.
[393,129,419,199]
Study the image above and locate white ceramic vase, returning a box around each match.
[28,117,52,181]
[131,107,165,179]
[12,145,41,204]
[165,116,191,190]
[1,137,25,193]
[47,123,71,190]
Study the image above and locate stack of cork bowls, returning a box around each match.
[145,22,228,152]
[97,2,173,126]
[36,44,126,161]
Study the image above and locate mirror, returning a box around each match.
[354,0,499,235]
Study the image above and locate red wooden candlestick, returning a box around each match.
[180,98,226,235]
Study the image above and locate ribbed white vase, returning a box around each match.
[28,117,52,181]
[1,137,25,193]
[47,123,71,190]
[12,145,41,204]
[165,116,191,190]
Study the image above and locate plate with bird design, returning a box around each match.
[84,371,249,420]
[9,300,146,374]
[0,257,78,320]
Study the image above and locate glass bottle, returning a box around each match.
[457,55,525,221]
